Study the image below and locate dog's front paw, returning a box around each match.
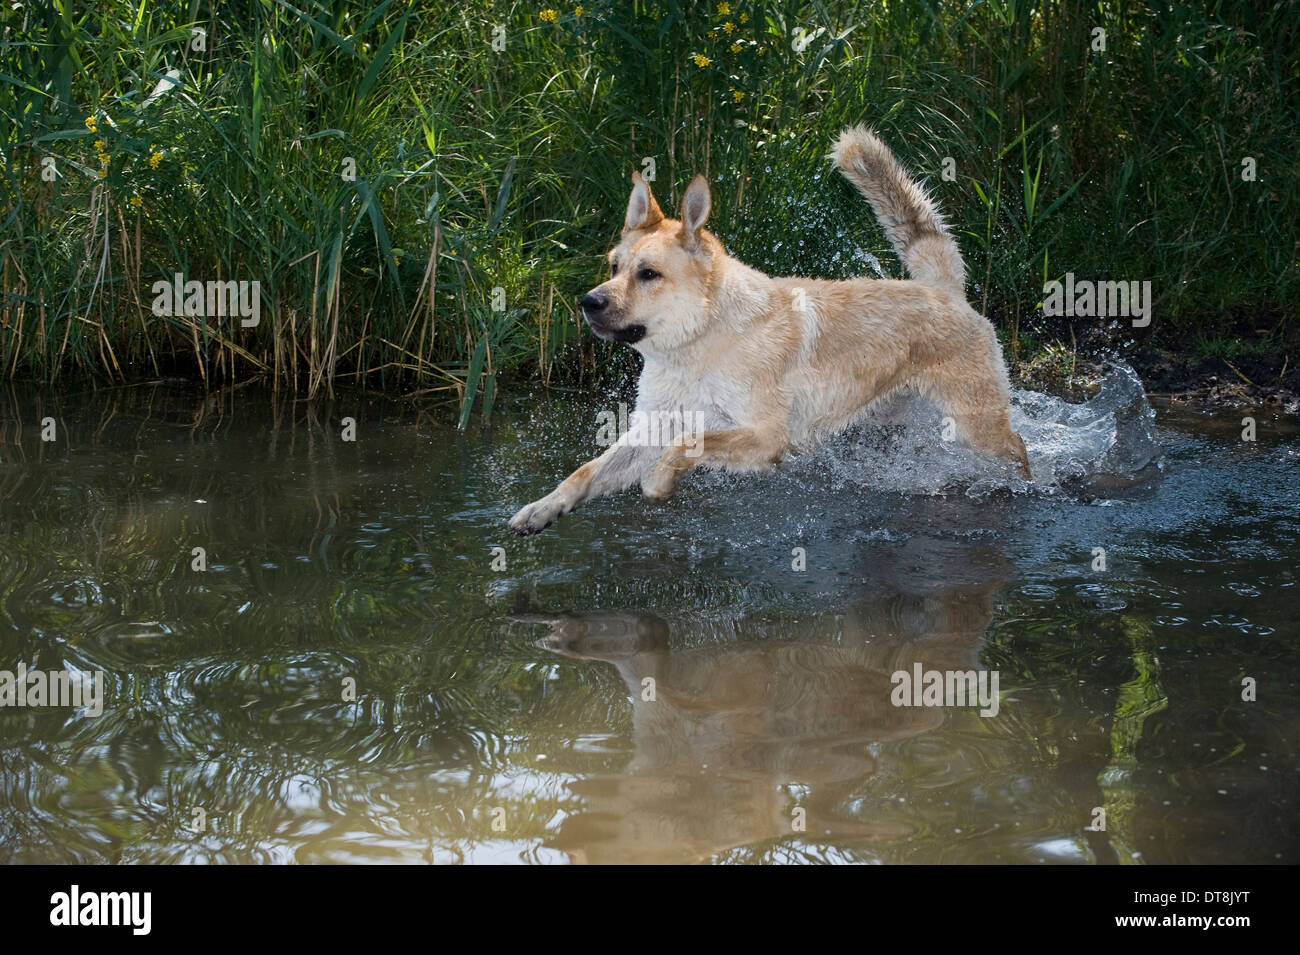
[643,444,693,501]
[641,464,678,502]
[509,494,568,535]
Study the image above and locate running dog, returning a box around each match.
[510,126,1030,535]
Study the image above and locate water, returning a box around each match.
[0,371,1296,864]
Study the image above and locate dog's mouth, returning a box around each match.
[584,312,646,344]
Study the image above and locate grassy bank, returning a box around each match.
[2,1,1296,414]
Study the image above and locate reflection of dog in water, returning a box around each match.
[518,538,1010,864]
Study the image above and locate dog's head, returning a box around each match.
[580,172,721,351]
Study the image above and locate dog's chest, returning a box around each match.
[637,366,744,431]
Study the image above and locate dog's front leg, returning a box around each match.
[510,440,654,535]
[642,426,787,501]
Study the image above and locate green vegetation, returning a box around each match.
[2,1,1296,413]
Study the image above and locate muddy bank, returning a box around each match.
[1014,345,1299,415]
[1131,346,1299,414]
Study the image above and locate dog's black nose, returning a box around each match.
[580,291,608,313]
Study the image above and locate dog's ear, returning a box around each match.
[624,171,664,234]
[680,174,711,252]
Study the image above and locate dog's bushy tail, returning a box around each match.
[831,125,965,293]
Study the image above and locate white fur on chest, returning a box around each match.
[636,363,746,439]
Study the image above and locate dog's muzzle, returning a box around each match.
[581,291,646,344]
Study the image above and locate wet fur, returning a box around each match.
[510,125,1030,535]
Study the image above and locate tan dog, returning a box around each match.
[510,126,1030,535]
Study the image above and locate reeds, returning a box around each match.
[2,1,1296,417]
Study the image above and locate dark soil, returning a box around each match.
[1131,346,1299,414]
[1009,310,1298,415]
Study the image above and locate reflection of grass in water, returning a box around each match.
[1096,617,1167,864]
[0,386,627,861]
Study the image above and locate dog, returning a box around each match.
[509,125,1030,535]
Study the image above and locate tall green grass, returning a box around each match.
[2,1,1296,414]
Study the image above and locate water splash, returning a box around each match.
[1012,362,1161,488]
[776,361,1161,497]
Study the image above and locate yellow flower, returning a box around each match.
[539,8,557,22]
[708,29,717,39]
[128,194,143,209]
[97,153,110,166]
[717,2,730,14]
[84,116,97,131]
[93,139,105,151]
[149,150,163,168]
[693,53,711,67]
[723,21,735,33]
[574,4,583,14]
[732,89,744,101]
[740,12,749,23]
[730,42,742,53]
[97,168,107,179]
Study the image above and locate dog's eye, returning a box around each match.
[610,262,618,276]
[637,268,660,281]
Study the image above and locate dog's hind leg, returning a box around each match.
[925,363,1031,480]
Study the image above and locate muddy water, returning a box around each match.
[0,376,1295,864]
